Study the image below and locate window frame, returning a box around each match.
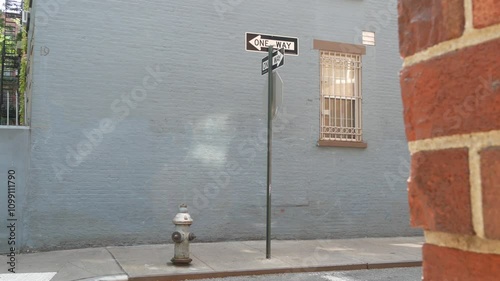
[313,39,367,148]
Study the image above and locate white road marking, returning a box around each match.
[77,275,129,281]
[321,273,355,281]
[0,272,57,281]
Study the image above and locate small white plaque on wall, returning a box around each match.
[362,31,375,46]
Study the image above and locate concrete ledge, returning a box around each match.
[317,140,368,148]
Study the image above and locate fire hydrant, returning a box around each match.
[171,204,195,265]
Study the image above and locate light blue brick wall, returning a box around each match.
[0,128,29,253]
[22,0,421,251]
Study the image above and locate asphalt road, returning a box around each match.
[194,267,423,281]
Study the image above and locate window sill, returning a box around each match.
[317,140,367,148]
[0,126,30,130]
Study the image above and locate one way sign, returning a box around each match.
[262,48,285,75]
[246,32,299,56]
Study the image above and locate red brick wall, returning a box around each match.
[398,0,500,280]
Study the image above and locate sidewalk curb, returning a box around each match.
[128,261,422,281]
[76,275,129,281]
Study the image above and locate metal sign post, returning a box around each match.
[266,45,273,259]
[247,31,295,259]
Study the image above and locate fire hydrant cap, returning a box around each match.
[172,204,193,225]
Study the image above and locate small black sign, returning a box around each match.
[262,48,285,75]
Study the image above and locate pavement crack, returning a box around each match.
[190,251,216,271]
[68,261,95,275]
[106,247,129,278]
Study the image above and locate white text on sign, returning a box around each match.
[250,35,295,51]
[262,53,284,72]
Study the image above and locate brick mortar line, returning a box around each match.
[463,0,474,32]
[468,147,485,238]
[424,231,500,255]
[402,23,500,67]
[408,130,500,154]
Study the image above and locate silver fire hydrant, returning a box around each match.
[171,204,195,265]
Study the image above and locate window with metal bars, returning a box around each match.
[320,51,362,142]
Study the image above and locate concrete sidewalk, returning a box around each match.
[0,237,423,281]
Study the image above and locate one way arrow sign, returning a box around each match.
[262,48,285,75]
[246,32,299,56]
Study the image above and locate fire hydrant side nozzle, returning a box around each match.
[171,204,195,265]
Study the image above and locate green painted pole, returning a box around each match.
[266,45,274,259]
